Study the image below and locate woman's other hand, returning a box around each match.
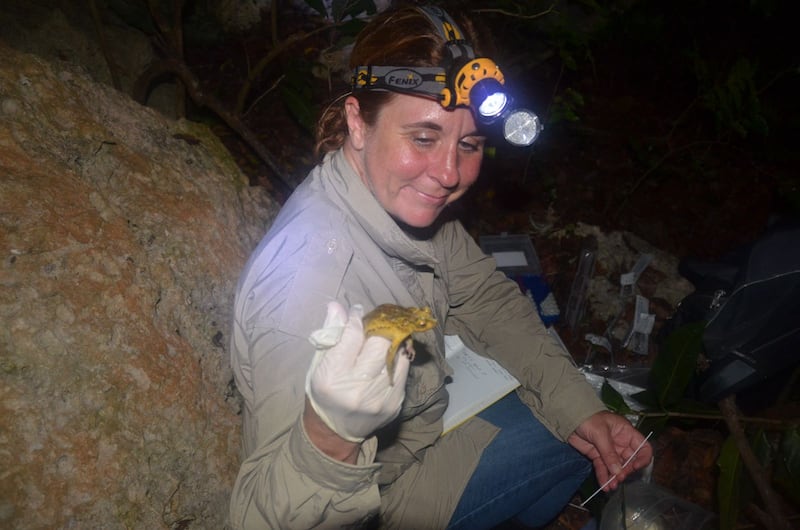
[567,411,653,490]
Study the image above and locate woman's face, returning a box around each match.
[344,94,485,228]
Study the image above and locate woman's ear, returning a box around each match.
[344,96,366,150]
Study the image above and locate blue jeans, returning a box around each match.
[447,393,591,529]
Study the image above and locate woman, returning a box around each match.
[229,5,652,529]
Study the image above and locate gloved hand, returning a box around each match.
[305,301,410,442]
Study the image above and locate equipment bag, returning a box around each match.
[672,221,800,402]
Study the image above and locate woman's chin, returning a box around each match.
[389,209,446,237]
[395,211,440,229]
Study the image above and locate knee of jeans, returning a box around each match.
[572,454,593,482]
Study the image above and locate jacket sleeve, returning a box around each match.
[228,226,382,529]
[230,330,382,529]
[438,222,606,441]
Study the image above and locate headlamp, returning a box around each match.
[351,6,543,147]
[472,79,507,120]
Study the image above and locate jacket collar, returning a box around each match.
[322,149,441,267]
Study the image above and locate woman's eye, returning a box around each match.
[413,136,435,146]
[459,140,483,152]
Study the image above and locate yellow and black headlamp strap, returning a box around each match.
[351,6,505,110]
[417,5,476,66]
[352,65,447,97]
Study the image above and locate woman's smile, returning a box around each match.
[344,94,485,228]
[407,186,449,205]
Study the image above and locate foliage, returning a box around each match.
[643,322,705,409]
[302,0,378,22]
[693,55,769,139]
[774,426,800,505]
[715,434,743,529]
[107,0,797,195]
[598,319,799,528]
[716,430,771,530]
[106,0,224,46]
[600,379,631,415]
[280,59,320,133]
[550,87,584,124]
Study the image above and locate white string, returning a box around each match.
[578,431,654,507]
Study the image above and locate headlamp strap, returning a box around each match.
[352,65,447,97]
[350,6,503,111]
[417,6,476,66]
[351,6,541,146]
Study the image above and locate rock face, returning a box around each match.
[0,43,278,529]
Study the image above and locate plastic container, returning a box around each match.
[599,482,716,530]
[479,234,560,325]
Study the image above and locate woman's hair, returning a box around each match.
[314,6,488,157]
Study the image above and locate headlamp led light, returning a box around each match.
[351,6,543,147]
[503,108,542,147]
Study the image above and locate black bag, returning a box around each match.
[671,221,800,402]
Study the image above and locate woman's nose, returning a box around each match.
[430,145,459,188]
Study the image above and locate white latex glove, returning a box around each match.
[305,301,411,442]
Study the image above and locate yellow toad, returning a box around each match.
[363,304,437,382]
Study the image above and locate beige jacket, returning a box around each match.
[229,149,605,529]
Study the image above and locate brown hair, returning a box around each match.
[314,6,488,157]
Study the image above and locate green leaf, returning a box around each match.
[740,430,773,507]
[303,0,328,18]
[279,60,317,133]
[775,426,800,504]
[331,0,375,22]
[280,84,316,133]
[350,0,377,17]
[751,429,773,464]
[650,322,705,408]
[717,430,773,530]
[717,435,742,530]
[601,379,633,415]
[338,18,369,38]
[635,414,670,438]
[630,388,658,408]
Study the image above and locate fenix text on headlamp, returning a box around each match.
[351,6,543,147]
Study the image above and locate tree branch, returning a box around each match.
[635,410,791,427]
[718,395,792,530]
[234,23,336,115]
[133,58,293,195]
[87,0,122,90]
[471,5,556,20]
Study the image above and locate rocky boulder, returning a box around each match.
[0,42,278,529]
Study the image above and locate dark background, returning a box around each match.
[180,0,799,263]
[5,1,797,527]
[179,4,798,526]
